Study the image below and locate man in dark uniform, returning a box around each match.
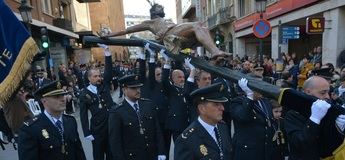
[79,44,113,160]
[108,74,166,160]
[174,82,232,160]
[138,44,171,156]
[284,76,345,160]
[161,50,192,142]
[211,55,236,139]
[18,81,86,160]
[230,78,275,160]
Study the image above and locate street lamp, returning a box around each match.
[255,0,267,14]
[18,0,33,32]
[255,0,267,64]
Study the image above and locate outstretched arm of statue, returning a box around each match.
[103,20,153,37]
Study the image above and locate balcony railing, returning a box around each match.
[207,14,218,29]
[207,5,235,29]
[53,18,73,31]
[219,6,235,24]
[76,0,100,3]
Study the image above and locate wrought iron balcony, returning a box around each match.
[53,18,73,31]
[76,0,100,3]
[207,5,235,29]
[207,14,218,29]
[219,6,235,24]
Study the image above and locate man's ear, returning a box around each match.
[304,89,311,94]
[197,103,205,114]
[40,98,46,104]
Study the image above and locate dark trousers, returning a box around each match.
[162,127,171,160]
[92,134,111,160]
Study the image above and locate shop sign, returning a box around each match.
[282,26,300,39]
[306,17,325,34]
[234,0,320,31]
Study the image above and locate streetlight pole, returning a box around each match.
[18,0,33,34]
[255,0,267,64]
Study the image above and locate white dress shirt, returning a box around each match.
[198,116,218,144]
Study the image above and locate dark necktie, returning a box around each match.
[55,120,64,141]
[133,103,144,134]
[133,103,142,120]
[214,127,224,160]
[55,120,66,154]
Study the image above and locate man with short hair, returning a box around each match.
[196,70,212,88]
[18,81,86,160]
[161,53,193,142]
[34,66,50,89]
[174,83,232,160]
[140,44,171,156]
[241,60,251,74]
[108,74,166,160]
[79,44,113,160]
[231,78,275,160]
[284,76,345,159]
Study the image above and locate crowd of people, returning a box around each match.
[0,43,345,160]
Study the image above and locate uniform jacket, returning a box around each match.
[162,68,190,131]
[284,109,345,160]
[144,62,169,126]
[18,113,86,160]
[35,78,51,89]
[230,97,274,160]
[174,120,232,160]
[214,77,236,132]
[79,56,114,137]
[284,110,320,160]
[108,99,165,160]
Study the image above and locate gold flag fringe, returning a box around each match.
[0,37,39,106]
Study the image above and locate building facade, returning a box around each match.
[233,0,345,66]
[72,0,93,65]
[88,0,126,61]
[177,0,345,67]
[124,14,154,59]
[176,0,235,56]
[6,0,80,75]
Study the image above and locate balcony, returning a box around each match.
[76,0,100,3]
[181,0,195,19]
[53,18,73,31]
[219,6,235,24]
[207,14,218,29]
[207,6,235,29]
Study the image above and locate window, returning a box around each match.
[221,0,230,8]
[15,0,32,5]
[268,0,278,4]
[41,0,52,15]
[239,0,245,17]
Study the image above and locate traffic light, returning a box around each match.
[214,30,224,47]
[40,27,49,50]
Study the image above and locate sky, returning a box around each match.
[123,0,177,22]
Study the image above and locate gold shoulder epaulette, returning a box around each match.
[23,116,38,126]
[181,128,195,139]
[140,98,152,101]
